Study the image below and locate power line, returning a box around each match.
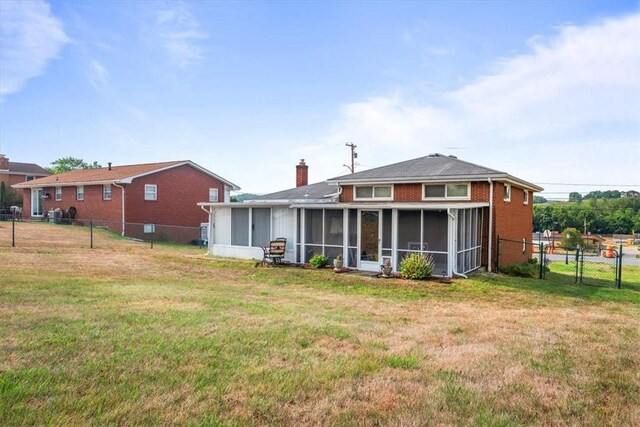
[535,182,639,187]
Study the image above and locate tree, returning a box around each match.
[47,157,102,174]
[533,195,548,204]
[560,227,583,250]
[568,192,583,202]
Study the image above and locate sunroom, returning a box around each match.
[200,202,487,277]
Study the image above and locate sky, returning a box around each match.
[1,0,639,198]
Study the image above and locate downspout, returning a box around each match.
[447,208,468,279]
[488,178,494,272]
[112,182,125,237]
[200,205,216,255]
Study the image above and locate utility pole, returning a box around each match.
[344,142,357,174]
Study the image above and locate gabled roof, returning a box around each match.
[253,181,337,202]
[12,160,240,190]
[4,161,50,176]
[327,153,543,192]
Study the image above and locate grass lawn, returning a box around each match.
[1,223,639,425]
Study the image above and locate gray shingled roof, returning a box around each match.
[328,153,504,182]
[8,161,50,176]
[254,181,337,201]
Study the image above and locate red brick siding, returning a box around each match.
[340,185,353,202]
[493,183,533,267]
[39,185,123,224]
[125,164,224,228]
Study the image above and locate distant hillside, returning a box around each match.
[231,193,260,202]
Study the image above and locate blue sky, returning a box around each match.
[1,0,638,197]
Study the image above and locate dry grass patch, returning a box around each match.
[1,223,639,425]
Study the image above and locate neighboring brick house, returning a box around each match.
[199,154,542,276]
[0,154,50,205]
[13,160,239,241]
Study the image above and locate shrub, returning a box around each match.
[399,253,434,280]
[501,261,540,278]
[308,253,328,269]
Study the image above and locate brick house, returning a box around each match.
[13,161,239,240]
[199,154,542,276]
[0,154,50,205]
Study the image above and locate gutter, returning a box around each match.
[200,205,218,255]
[112,182,126,237]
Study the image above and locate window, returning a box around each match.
[76,185,84,201]
[209,188,219,202]
[26,176,35,181]
[354,185,393,200]
[423,183,470,200]
[503,184,511,202]
[144,184,157,201]
[55,186,62,201]
[523,190,529,205]
[103,185,112,200]
[143,224,155,234]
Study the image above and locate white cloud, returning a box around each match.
[318,13,640,194]
[147,1,208,69]
[88,60,109,90]
[0,0,69,97]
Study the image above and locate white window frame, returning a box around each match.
[103,184,112,201]
[209,188,219,202]
[503,184,511,202]
[144,184,157,201]
[55,186,62,201]
[76,185,84,201]
[353,185,393,201]
[422,183,471,201]
[523,190,529,205]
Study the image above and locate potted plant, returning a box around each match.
[333,254,344,271]
[380,258,393,278]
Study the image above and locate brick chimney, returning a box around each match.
[0,154,8,171]
[296,159,308,187]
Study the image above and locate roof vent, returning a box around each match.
[428,153,438,157]
[449,155,457,159]
[108,162,112,171]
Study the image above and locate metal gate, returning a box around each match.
[541,244,623,288]
[576,246,623,288]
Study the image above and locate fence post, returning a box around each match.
[90,221,94,249]
[539,241,544,279]
[12,216,15,247]
[617,244,623,289]
[496,235,500,273]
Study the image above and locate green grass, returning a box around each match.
[1,229,639,425]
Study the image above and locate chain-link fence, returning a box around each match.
[497,236,624,288]
[0,217,206,250]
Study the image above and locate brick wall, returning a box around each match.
[492,183,533,267]
[125,164,224,228]
[37,185,123,224]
